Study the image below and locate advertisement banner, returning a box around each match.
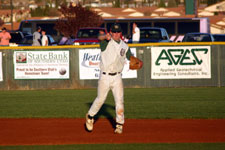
[151,46,211,79]
[0,52,2,81]
[79,48,137,80]
[14,51,69,79]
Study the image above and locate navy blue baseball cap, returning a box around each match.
[110,23,122,32]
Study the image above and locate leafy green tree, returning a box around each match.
[175,0,180,5]
[125,0,132,7]
[30,6,50,17]
[30,6,41,16]
[55,0,59,8]
[44,5,50,15]
[158,0,166,7]
[0,0,3,9]
[113,0,121,7]
[55,3,103,37]
[35,0,42,3]
[147,0,153,6]
[207,0,222,5]
[168,0,177,7]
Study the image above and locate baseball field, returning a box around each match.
[0,87,225,150]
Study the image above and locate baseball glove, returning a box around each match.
[129,56,143,70]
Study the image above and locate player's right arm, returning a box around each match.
[99,33,111,52]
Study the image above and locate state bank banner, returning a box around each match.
[151,46,211,79]
[0,52,3,81]
[79,48,137,80]
[14,51,69,79]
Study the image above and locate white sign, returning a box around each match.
[151,46,211,79]
[79,48,137,80]
[14,51,70,79]
[0,52,2,81]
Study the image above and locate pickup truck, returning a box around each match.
[128,27,171,43]
[182,33,214,42]
[73,27,107,45]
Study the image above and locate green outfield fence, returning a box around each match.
[0,42,224,90]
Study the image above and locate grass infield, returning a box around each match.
[0,87,224,119]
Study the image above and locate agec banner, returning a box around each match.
[151,46,211,79]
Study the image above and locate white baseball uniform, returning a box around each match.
[88,38,131,125]
[132,26,140,43]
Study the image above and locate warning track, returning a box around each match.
[0,118,225,146]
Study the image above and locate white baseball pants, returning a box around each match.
[88,73,124,125]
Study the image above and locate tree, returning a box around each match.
[30,6,50,17]
[168,0,177,7]
[158,0,166,7]
[175,0,180,5]
[55,3,103,37]
[55,0,59,9]
[124,0,132,7]
[0,19,4,27]
[207,0,222,6]
[113,0,121,8]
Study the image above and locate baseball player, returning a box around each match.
[85,23,133,134]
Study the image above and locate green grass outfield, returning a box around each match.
[1,143,225,150]
[0,87,224,119]
[0,87,225,150]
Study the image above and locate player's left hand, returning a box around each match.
[129,56,143,70]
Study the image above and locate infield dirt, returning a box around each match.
[0,118,225,146]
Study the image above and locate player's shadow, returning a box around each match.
[85,102,117,129]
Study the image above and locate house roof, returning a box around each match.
[198,10,214,16]
[204,1,225,12]
[208,15,225,27]
[92,5,225,33]
[98,12,114,17]
[154,8,168,12]
[163,11,181,16]
[128,12,144,17]
[1,2,224,33]
[122,8,136,12]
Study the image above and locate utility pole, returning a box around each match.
[194,0,198,18]
[10,0,13,30]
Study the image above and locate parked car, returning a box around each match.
[58,36,76,45]
[182,33,214,42]
[8,31,31,44]
[212,34,225,42]
[128,27,171,43]
[73,27,107,45]
[18,35,57,46]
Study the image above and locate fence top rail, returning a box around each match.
[0,42,224,50]
[129,42,225,47]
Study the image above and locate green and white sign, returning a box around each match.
[151,46,211,79]
[0,52,2,81]
[14,51,69,79]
